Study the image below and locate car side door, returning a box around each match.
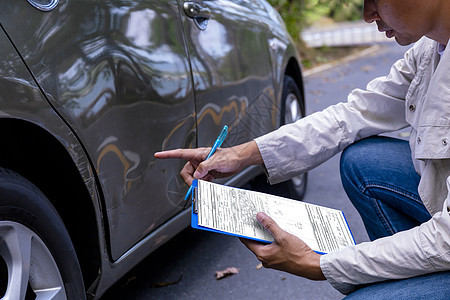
[0,0,197,260]
[178,0,279,151]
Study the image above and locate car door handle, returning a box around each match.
[183,1,211,19]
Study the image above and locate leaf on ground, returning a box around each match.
[125,275,137,285]
[150,274,183,288]
[310,89,323,96]
[360,64,374,72]
[215,267,240,280]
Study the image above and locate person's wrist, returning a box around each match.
[234,140,263,166]
[308,252,326,280]
[296,250,325,280]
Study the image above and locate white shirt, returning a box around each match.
[255,37,450,294]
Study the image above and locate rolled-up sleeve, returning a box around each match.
[254,47,417,184]
[255,88,409,185]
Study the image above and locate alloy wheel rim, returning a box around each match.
[0,221,66,300]
[284,92,306,191]
[284,93,302,124]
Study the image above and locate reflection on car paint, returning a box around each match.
[162,114,196,150]
[162,85,278,155]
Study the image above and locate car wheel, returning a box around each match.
[280,75,308,200]
[0,168,85,300]
[249,75,307,200]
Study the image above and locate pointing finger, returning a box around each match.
[154,148,207,161]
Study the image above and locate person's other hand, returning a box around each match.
[240,212,326,280]
[154,141,263,186]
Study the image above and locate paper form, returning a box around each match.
[196,180,354,253]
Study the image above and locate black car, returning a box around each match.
[0,0,306,298]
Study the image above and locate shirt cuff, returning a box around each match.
[320,253,358,295]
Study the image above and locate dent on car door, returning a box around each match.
[0,1,197,260]
[179,0,278,151]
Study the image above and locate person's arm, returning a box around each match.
[156,39,418,187]
[240,212,326,281]
[255,42,421,185]
[154,140,263,186]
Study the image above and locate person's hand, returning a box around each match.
[240,212,326,281]
[154,141,263,186]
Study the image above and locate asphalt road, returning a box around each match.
[101,41,410,300]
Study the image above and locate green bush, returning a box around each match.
[267,0,364,67]
[268,0,363,43]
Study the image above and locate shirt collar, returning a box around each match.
[438,43,446,56]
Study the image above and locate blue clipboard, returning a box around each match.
[189,179,356,254]
[190,179,271,244]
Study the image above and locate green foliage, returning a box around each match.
[267,0,364,67]
[268,0,306,47]
[267,0,363,42]
[326,0,364,22]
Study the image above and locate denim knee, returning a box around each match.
[339,136,412,197]
[339,136,428,240]
[339,137,379,194]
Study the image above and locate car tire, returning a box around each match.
[280,75,308,200]
[0,168,85,300]
[249,75,307,200]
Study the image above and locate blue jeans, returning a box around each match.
[340,136,450,299]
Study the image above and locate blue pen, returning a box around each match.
[184,125,228,200]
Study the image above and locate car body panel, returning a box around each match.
[0,24,112,293]
[1,0,198,260]
[0,25,98,203]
